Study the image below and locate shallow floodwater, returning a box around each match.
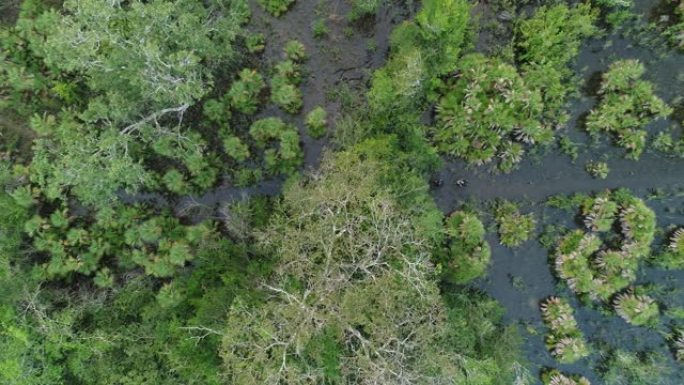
[430,1,684,382]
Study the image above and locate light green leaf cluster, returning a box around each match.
[227,69,265,115]
[249,117,303,174]
[258,0,295,17]
[494,201,536,247]
[540,296,590,363]
[42,0,249,125]
[434,54,548,170]
[586,60,672,159]
[554,190,656,302]
[443,210,491,284]
[271,41,306,114]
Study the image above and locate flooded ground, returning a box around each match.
[430,1,684,382]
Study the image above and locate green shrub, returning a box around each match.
[271,81,302,113]
[415,0,472,77]
[541,369,591,385]
[26,203,216,280]
[258,0,295,17]
[540,296,590,363]
[223,135,250,162]
[311,18,329,39]
[227,68,265,114]
[586,161,610,179]
[349,0,381,21]
[586,60,672,159]
[652,228,684,269]
[367,0,470,124]
[600,349,672,385]
[283,40,306,62]
[162,168,189,195]
[671,328,684,362]
[613,291,659,326]
[203,97,231,125]
[249,117,302,174]
[665,1,684,50]
[152,131,219,192]
[554,191,656,302]
[494,200,536,247]
[305,106,327,138]
[516,3,598,122]
[652,131,674,153]
[443,211,491,284]
[558,135,580,160]
[433,54,549,171]
[0,166,31,260]
[581,192,618,232]
[271,58,304,114]
[246,33,266,53]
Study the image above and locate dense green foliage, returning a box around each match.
[434,54,546,170]
[0,0,254,205]
[600,349,672,385]
[221,149,524,384]
[270,42,306,114]
[494,200,536,247]
[258,0,295,17]
[442,210,491,284]
[586,60,672,159]
[0,1,535,382]
[368,0,470,123]
[227,69,266,114]
[430,3,598,172]
[3,0,680,383]
[652,228,684,269]
[540,296,590,364]
[554,190,656,302]
[665,0,684,49]
[613,291,659,326]
[516,3,598,122]
[541,370,591,385]
[305,106,327,138]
